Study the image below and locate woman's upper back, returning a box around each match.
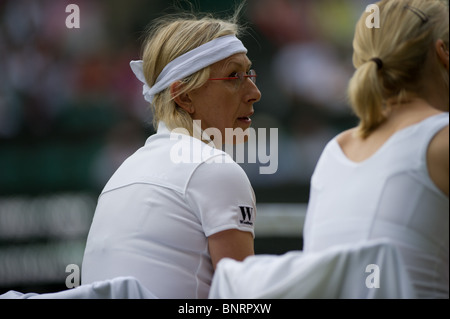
[304,112,449,298]
[337,105,449,195]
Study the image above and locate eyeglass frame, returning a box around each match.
[208,69,257,86]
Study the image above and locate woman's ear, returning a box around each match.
[436,39,449,71]
[170,81,194,114]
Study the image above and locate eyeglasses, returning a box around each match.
[208,70,257,87]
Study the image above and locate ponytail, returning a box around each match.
[347,59,385,138]
[347,0,449,138]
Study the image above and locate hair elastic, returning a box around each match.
[370,57,383,70]
[130,35,247,103]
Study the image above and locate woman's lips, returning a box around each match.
[238,116,251,124]
[238,111,254,124]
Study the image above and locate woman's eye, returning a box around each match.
[228,72,239,78]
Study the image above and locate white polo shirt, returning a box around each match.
[81,122,256,298]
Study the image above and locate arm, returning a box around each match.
[208,229,254,270]
[185,153,257,269]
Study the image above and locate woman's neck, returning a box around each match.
[382,97,442,132]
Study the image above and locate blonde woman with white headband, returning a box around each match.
[81,8,261,299]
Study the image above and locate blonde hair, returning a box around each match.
[140,4,246,134]
[347,0,449,138]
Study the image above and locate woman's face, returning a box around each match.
[188,53,262,144]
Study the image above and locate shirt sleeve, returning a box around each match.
[185,153,256,238]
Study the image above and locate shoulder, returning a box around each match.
[427,124,449,166]
[335,128,358,150]
[429,123,449,146]
[186,153,254,199]
[427,124,449,196]
[422,113,449,162]
[192,154,249,185]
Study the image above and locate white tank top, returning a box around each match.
[304,112,449,298]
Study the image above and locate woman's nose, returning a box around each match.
[245,79,262,104]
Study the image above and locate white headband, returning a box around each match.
[130,34,247,103]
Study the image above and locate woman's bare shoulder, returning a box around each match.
[427,124,449,196]
[335,127,358,148]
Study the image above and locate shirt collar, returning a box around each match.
[156,121,217,148]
